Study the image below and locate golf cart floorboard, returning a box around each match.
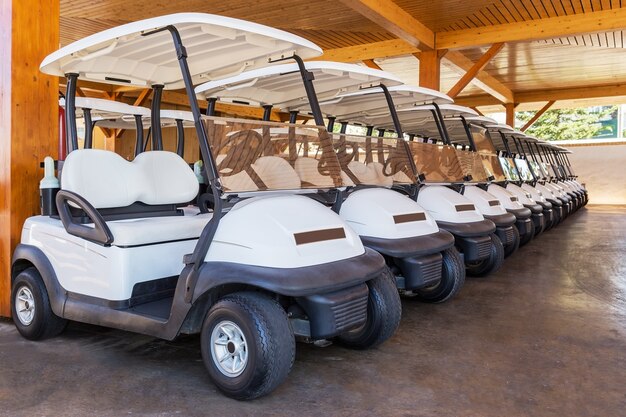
[128,297,174,321]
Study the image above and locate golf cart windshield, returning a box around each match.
[528,160,547,180]
[499,157,520,181]
[331,133,417,186]
[515,159,535,181]
[470,125,498,153]
[203,116,343,193]
[407,141,466,183]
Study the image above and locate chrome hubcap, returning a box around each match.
[15,286,35,326]
[210,320,248,377]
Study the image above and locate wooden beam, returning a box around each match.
[308,39,417,63]
[417,51,442,91]
[471,107,484,117]
[436,8,626,49]
[505,102,519,127]
[446,43,504,99]
[455,83,626,107]
[444,51,514,103]
[520,101,556,132]
[362,59,381,70]
[1,0,59,317]
[338,0,434,50]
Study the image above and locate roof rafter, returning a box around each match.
[454,83,626,107]
[338,0,435,50]
[309,39,417,62]
[436,8,626,49]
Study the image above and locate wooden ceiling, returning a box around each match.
[58,0,626,111]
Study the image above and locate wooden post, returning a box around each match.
[505,102,519,128]
[416,50,447,91]
[0,0,60,317]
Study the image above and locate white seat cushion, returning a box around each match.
[105,213,212,246]
[252,156,301,189]
[347,161,394,187]
[295,157,335,188]
[367,162,394,187]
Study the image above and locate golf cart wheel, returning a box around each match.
[518,226,534,247]
[200,292,295,400]
[337,267,401,350]
[466,234,505,278]
[503,226,520,258]
[414,248,465,303]
[11,267,67,340]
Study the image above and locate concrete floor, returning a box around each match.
[1,205,624,417]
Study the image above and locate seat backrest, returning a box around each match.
[62,149,198,209]
[367,162,394,187]
[347,161,394,187]
[252,156,301,190]
[295,157,335,188]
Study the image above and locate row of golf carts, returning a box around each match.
[11,13,587,400]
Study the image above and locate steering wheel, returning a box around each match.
[216,130,264,177]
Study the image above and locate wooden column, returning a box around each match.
[416,50,446,91]
[0,0,60,317]
[505,103,519,128]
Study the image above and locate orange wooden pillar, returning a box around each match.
[505,102,518,128]
[416,50,446,91]
[0,0,60,317]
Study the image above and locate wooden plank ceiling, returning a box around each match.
[59,0,626,110]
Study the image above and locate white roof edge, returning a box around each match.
[195,61,403,96]
[399,103,479,116]
[59,97,151,116]
[160,109,194,121]
[334,84,452,104]
[467,116,498,125]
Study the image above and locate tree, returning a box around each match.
[516,106,617,140]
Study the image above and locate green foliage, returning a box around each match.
[516,106,617,140]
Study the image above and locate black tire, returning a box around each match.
[337,267,401,350]
[466,234,505,277]
[414,248,465,303]
[11,267,67,340]
[503,226,520,258]
[200,292,295,400]
[519,225,534,247]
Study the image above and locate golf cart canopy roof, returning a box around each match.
[96,109,196,130]
[363,103,478,135]
[40,13,322,89]
[307,84,452,121]
[194,61,403,110]
[60,97,151,118]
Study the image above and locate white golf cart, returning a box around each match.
[12,14,402,400]
[195,62,466,303]
[311,91,509,276]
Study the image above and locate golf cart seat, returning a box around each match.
[60,149,211,246]
[253,156,301,189]
[295,157,335,188]
[216,155,302,192]
[347,161,393,187]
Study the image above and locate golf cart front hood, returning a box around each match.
[340,188,439,239]
[206,194,365,268]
